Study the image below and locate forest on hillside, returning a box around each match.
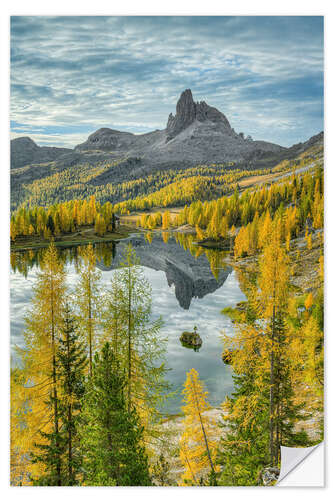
[10,137,322,212]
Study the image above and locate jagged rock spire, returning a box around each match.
[166,88,232,141]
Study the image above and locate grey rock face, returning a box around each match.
[72,89,287,169]
[166,89,232,142]
[73,89,286,164]
[75,127,137,152]
[287,131,324,156]
[97,234,232,310]
[166,89,197,140]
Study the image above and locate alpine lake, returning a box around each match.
[10,231,246,415]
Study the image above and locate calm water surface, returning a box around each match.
[10,234,246,414]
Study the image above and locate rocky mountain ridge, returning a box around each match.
[10,136,72,170]
[74,89,285,166]
[11,89,323,172]
[166,88,233,140]
[10,90,324,210]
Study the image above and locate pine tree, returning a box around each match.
[218,236,312,484]
[56,304,87,485]
[31,392,67,485]
[10,242,67,484]
[217,368,270,486]
[100,271,126,357]
[80,343,151,486]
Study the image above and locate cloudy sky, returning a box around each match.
[10,16,323,148]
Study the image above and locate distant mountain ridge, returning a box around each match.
[10,89,324,210]
[10,136,72,170]
[11,89,323,172]
[74,89,285,166]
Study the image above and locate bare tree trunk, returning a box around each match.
[182,444,198,485]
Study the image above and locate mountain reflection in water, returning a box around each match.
[96,233,233,309]
[10,232,244,413]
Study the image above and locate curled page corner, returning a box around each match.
[277,442,324,486]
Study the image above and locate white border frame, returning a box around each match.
[1,2,331,498]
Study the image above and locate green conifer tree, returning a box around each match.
[32,304,87,486]
[80,343,151,486]
[57,304,87,485]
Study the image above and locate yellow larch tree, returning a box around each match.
[304,292,314,311]
[179,368,217,485]
[10,367,31,485]
[75,244,101,376]
[258,210,272,249]
[162,210,171,230]
[87,195,97,225]
[12,241,66,484]
[257,231,290,465]
[306,232,312,250]
[206,206,220,241]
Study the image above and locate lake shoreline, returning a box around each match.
[10,224,138,252]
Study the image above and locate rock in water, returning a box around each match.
[180,329,203,349]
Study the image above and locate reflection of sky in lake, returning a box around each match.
[10,260,245,414]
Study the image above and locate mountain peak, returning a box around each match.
[10,136,72,169]
[11,136,38,148]
[177,88,195,109]
[166,89,232,141]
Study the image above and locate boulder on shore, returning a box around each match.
[259,467,280,486]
